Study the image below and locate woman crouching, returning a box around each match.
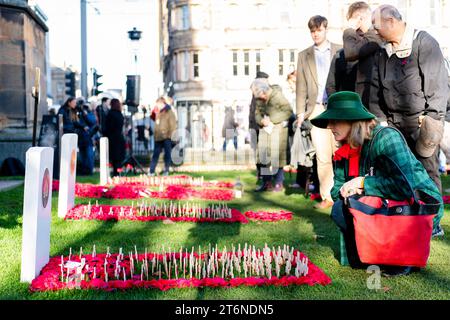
[310,91,443,277]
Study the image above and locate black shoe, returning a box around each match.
[381,266,417,277]
[255,182,272,192]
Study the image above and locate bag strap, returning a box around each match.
[363,126,419,203]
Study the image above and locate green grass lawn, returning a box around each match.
[0,171,449,300]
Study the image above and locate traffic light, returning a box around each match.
[92,70,103,96]
[65,71,76,97]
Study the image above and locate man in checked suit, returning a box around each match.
[296,15,342,209]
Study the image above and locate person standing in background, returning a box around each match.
[149,97,177,176]
[296,15,341,209]
[370,5,448,237]
[285,71,302,189]
[249,71,270,183]
[77,102,98,175]
[252,79,293,192]
[222,106,238,151]
[96,97,110,135]
[104,99,126,177]
[342,1,383,107]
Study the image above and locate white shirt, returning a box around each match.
[314,41,332,104]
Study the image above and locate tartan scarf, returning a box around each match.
[333,144,362,177]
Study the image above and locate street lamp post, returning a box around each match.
[80,0,88,98]
[128,27,142,77]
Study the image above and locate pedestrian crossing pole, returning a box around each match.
[80,0,88,98]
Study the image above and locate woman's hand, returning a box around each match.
[261,117,271,127]
[340,177,365,198]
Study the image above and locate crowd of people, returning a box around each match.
[58,95,178,178]
[249,2,448,276]
[55,1,448,277]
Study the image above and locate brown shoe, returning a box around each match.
[313,199,334,209]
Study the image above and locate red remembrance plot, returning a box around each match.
[66,203,248,223]
[30,245,331,292]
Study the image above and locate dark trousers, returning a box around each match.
[414,147,442,193]
[150,139,172,174]
[223,136,238,150]
[391,121,442,193]
[78,144,94,175]
[262,167,284,185]
[253,128,261,179]
[296,158,320,193]
[403,132,442,193]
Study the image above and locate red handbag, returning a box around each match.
[348,193,437,267]
[347,128,440,267]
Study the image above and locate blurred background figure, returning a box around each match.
[222,106,238,151]
[251,79,293,192]
[58,97,84,135]
[149,97,177,176]
[136,105,150,152]
[95,97,110,135]
[285,71,299,185]
[78,100,98,175]
[249,71,270,182]
[104,98,125,177]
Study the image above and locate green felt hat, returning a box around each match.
[310,91,376,128]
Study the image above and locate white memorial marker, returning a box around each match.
[100,137,109,185]
[20,147,54,282]
[57,134,78,218]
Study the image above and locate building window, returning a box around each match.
[256,50,261,74]
[429,0,440,26]
[397,0,409,21]
[278,49,284,76]
[174,51,201,81]
[183,52,189,81]
[191,5,209,29]
[289,49,296,72]
[182,5,190,30]
[173,52,178,81]
[228,4,239,29]
[193,52,199,78]
[280,10,290,26]
[244,50,250,76]
[232,50,238,76]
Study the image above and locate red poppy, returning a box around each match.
[443,195,449,204]
[244,210,293,222]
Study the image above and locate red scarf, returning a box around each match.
[333,144,361,177]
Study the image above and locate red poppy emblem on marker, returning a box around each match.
[70,149,76,175]
[42,168,50,208]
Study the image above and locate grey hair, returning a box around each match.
[250,78,271,98]
[378,4,402,21]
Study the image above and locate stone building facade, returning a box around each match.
[0,0,48,166]
[159,0,450,151]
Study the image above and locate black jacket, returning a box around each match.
[104,109,126,163]
[370,30,448,137]
[326,49,357,97]
[343,28,383,106]
[57,106,84,134]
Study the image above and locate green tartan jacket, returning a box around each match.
[331,125,443,228]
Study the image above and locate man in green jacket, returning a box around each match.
[251,79,293,192]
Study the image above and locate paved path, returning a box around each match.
[0,180,23,192]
